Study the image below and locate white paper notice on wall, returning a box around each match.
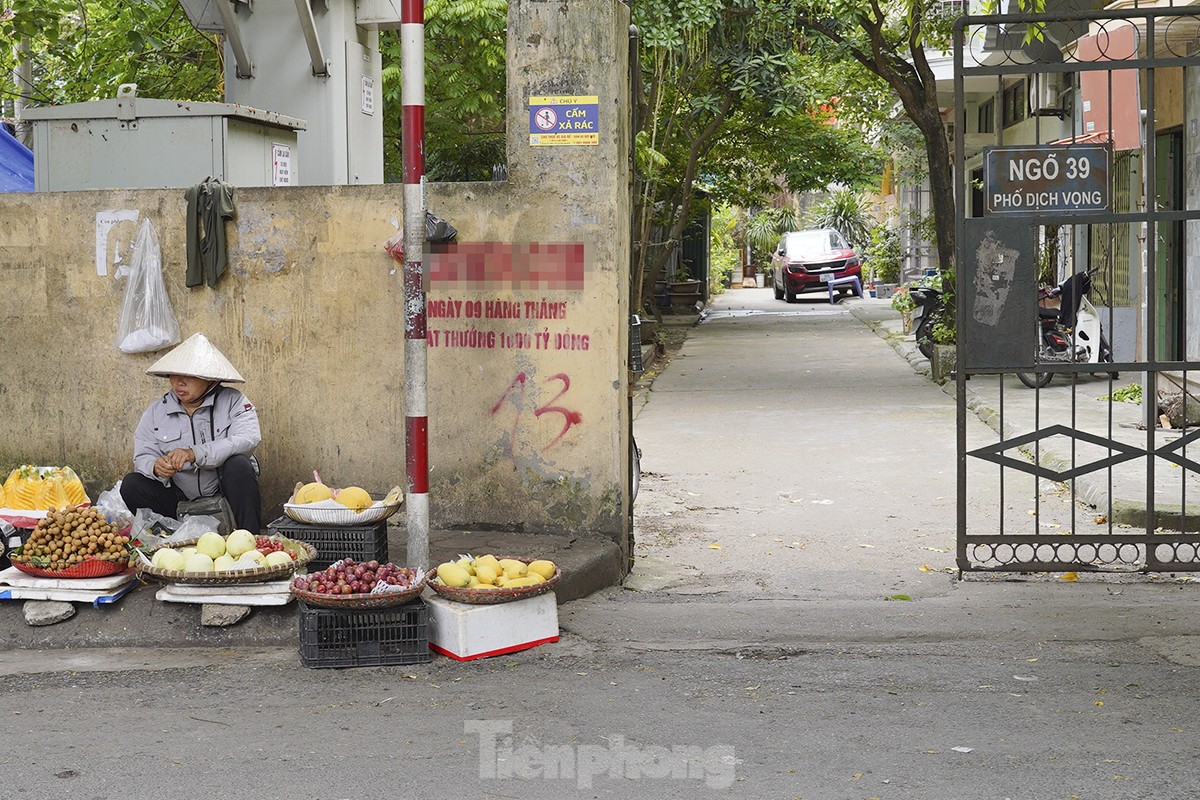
[273,144,293,186]
[96,209,140,277]
[362,75,375,116]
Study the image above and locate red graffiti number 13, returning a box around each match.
[491,372,583,452]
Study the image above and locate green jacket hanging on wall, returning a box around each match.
[184,177,236,288]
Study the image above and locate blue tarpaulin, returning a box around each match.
[0,125,34,192]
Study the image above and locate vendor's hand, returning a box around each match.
[166,448,196,470]
[153,456,178,479]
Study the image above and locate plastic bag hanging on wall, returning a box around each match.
[425,211,458,244]
[115,219,181,353]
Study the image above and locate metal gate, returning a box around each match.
[954,1,1200,572]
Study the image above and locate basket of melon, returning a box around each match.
[283,472,403,526]
[137,530,316,585]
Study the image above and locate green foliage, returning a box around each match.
[708,204,740,295]
[630,0,884,311]
[862,220,901,284]
[0,0,222,106]
[933,265,957,344]
[380,0,508,182]
[744,207,799,262]
[890,286,915,314]
[805,187,872,248]
[931,318,956,345]
[1101,383,1143,404]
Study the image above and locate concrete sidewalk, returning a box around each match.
[850,299,1200,531]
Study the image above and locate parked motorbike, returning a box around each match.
[910,283,945,360]
[1015,269,1115,388]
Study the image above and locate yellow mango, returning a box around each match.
[474,554,501,572]
[456,557,476,575]
[475,564,499,585]
[503,576,541,588]
[527,560,556,580]
[525,573,546,585]
[499,559,528,578]
[436,562,472,588]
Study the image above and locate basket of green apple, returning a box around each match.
[137,529,316,585]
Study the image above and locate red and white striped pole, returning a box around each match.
[401,0,429,572]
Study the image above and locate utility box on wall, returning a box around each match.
[22,86,305,192]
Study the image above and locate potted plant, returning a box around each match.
[862,220,901,299]
[666,265,703,306]
[890,286,916,333]
[930,318,957,384]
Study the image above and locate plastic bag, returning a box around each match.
[94,480,134,530]
[426,211,458,244]
[130,507,181,546]
[115,218,181,353]
[172,514,220,543]
[130,513,217,556]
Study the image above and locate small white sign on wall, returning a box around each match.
[95,209,139,277]
[273,144,293,186]
[361,76,375,116]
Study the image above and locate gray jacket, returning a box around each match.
[132,385,261,499]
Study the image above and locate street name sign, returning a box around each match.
[984,144,1111,216]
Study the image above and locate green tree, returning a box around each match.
[805,186,872,248]
[0,0,222,110]
[379,0,507,182]
[708,203,740,294]
[785,0,959,276]
[631,0,881,315]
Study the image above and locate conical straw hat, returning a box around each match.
[145,333,245,383]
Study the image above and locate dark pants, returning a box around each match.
[120,454,263,532]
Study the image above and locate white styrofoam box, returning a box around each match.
[426,592,559,661]
[0,566,133,591]
[0,566,139,606]
[155,580,293,606]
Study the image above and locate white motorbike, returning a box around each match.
[1016,270,1116,388]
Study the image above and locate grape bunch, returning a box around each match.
[255,536,290,557]
[294,559,418,596]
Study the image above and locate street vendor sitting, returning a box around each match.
[119,333,263,533]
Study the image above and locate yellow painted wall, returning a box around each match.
[0,0,631,551]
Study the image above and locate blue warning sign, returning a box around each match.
[529,95,600,146]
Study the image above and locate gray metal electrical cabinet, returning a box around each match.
[22,87,306,192]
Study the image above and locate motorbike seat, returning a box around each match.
[1038,307,1059,321]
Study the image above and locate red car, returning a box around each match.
[771,228,863,302]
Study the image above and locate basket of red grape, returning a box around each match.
[290,559,426,609]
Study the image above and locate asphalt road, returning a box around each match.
[6,287,1200,800]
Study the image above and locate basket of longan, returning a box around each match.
[8,507,134,578]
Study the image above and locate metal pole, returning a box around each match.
[401,0,429,572]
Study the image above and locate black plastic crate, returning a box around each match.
[267,516,388,570]
[298,598,431,669]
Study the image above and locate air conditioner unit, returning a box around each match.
[1029,74,1067,118]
